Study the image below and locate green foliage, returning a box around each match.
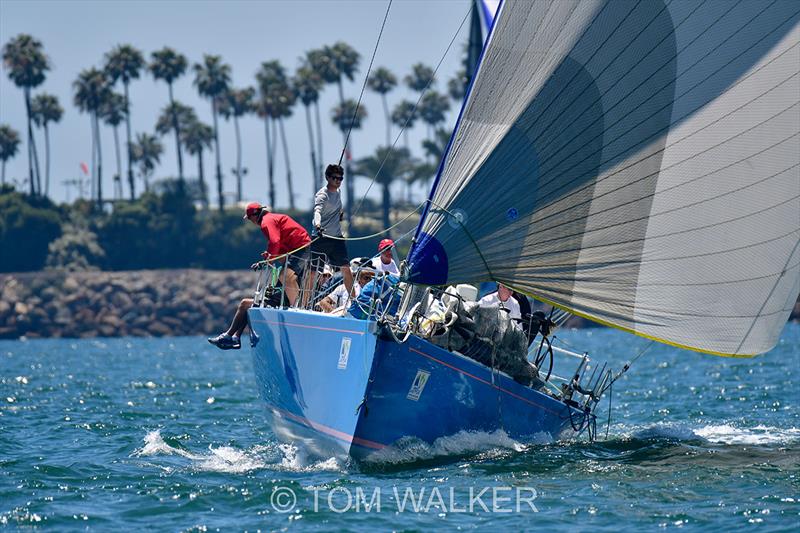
[46,223,105,271]
[96,184,197,270]
[0,190,62,272]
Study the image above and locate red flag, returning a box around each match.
[80,162,89,175]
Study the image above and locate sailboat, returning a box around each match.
[247,0,800,460]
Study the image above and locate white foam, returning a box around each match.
[694,424,800,445]
[364,429,532,464]
[620,423,800,446]
[133,430,343,474]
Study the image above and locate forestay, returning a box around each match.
[407,0,800,356]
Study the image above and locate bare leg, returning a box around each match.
[341,265,354,297]
[284,270,300,306]
[226,298,253,337]
[300,269,315,308]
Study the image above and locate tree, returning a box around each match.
[352,146,415,229]
[155,101,197,140]
[331,99,367,222]
[98,92,126,200]
[391,100,418,151]
[182,119,214,207]
[2,34,48,195]
[105,44,145,200]
[448,68,467,103]
[149,47,188,184]
[367,67,397,146]
[256,60,290,209]
[218,86,254,205]
[73,67,111,207]
[193,54,230,210]
[0,125,21,185]
[305,49,328,181]
[404,63,435,93]
[30,93,62,197]
[311,42,360,223]
[293,65,323,192]
[418,91,450,140]
[130,132,163,192]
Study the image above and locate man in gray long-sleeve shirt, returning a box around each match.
[311,164,354,296]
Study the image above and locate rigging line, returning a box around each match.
[320,200,426,241]
[602,340,655,394]
[736,235,800,353]
[350,4,472,220]
[528,0,735,160]
[497,149,800,257]
[338,0,394,166]
[427,198,495,282]
[529,11,799,196]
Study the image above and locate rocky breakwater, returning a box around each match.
[0,270,254,339]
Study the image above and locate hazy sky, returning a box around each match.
[0,0,472,208]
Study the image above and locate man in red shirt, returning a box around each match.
[208,203,311,350]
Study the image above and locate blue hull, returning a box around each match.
[249,307,589,460]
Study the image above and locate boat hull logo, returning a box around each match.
[338,337,351,369]
[406,370,430,401]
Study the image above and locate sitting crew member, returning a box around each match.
[478,282,521,320]
[371,238,400,275]
[311,164,354,296]
[318,260,375,313]
[207,203,311,350]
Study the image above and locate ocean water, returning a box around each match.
[1,324,798,531]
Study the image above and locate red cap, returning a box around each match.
[243,202,262,219]
[378,238,394,252]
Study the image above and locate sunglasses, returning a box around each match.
[329,175,344,181]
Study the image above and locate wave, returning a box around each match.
[133,430,343,474]
[618,423,800,446]
[362,429,540,466]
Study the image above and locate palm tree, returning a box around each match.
[331,99,367,223]
[149,47,188,184]
[404,63,435,93]
[305,49,328,179]
[193,54,230,209]
[256,60,290,209]
[155,101,197,140]
[30,93,63,197]
[276,86,298,210]
[352,146,415,229]
[99,92,127,200]
[74,67,111,207]
[2,34,48,195]
[293,65,323,192]
[448,68,468,103]
[182,119,213,207]
[418,91,450,141]
[0,124,21,185]
[218,86,254,206]
[130,132,163,192]
[105,44,145,200]
[367,67,397,146]
[391,100,418,151]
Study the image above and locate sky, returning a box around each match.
[0,0,473,208]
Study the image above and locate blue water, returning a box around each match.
[1,324,798,531]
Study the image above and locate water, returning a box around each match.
[1,325,798,531]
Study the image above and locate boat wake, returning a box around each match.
[362,429,541,466]
[133,430,344,474]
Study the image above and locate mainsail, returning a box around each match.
[407,0,800,356]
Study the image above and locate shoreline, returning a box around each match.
[1,270,798,340]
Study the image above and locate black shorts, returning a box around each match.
[311,235,349,267]
[285,247,310,277]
